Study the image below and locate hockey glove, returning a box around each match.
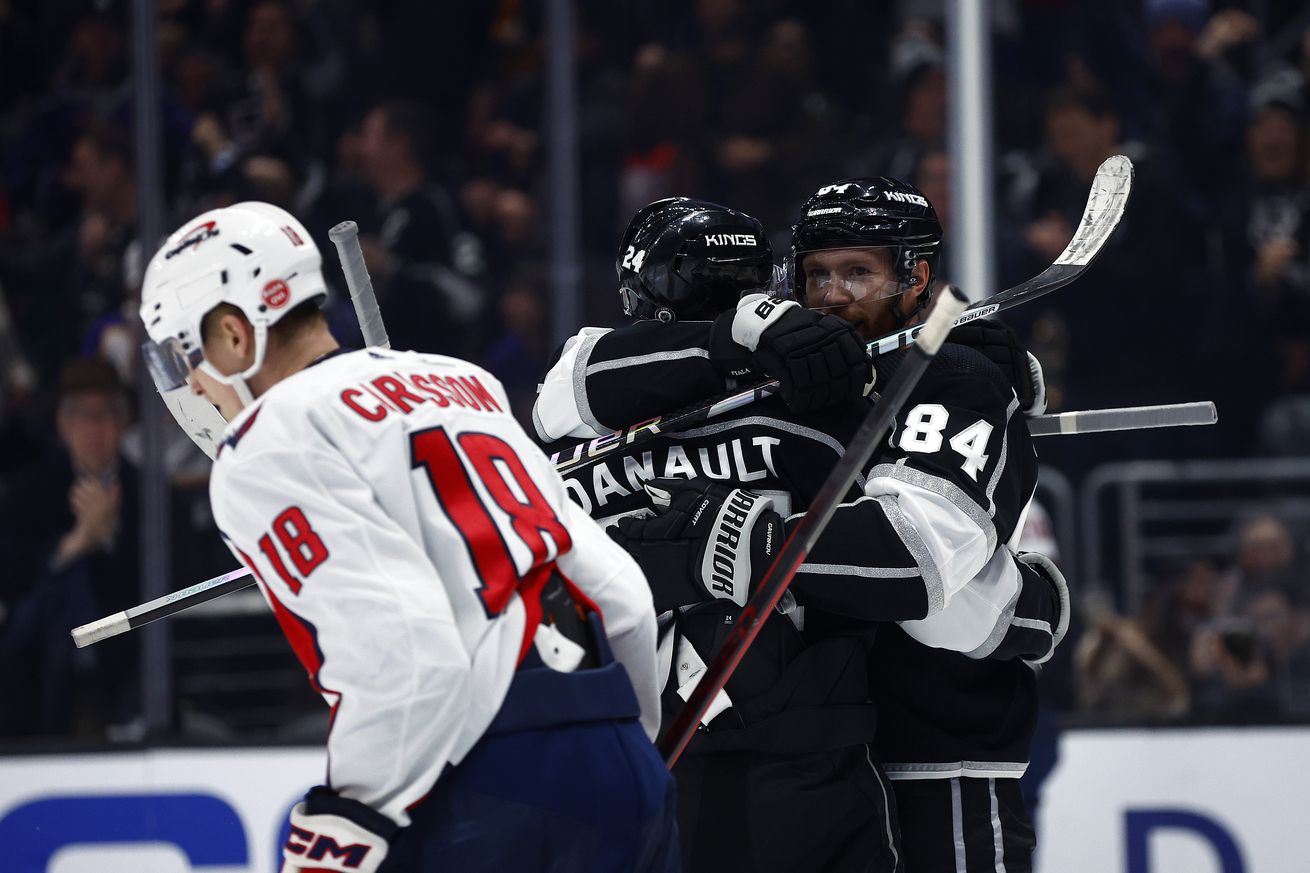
[711,293,873,413]
[282,787,397,873]
[608,477,784,613]
[1012,551,1070,666]
[947,318,1047,415]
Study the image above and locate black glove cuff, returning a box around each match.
[303,786,400,842]
[709,310,760,380]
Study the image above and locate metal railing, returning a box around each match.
[1079,458,1310,611]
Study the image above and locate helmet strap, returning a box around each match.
[196,318,270,410]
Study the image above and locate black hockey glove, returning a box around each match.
[1011,551,1070,665]
[608,477,785,613]
[710,294,873,413]
[282,786,397,873]
[947,318,1046,415]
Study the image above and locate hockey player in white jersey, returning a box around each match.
[139,202,680,873]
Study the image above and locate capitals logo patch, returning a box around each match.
[164,221,220,259]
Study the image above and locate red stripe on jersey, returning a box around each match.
[236,547,335,702]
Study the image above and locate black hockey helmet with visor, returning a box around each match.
[618,198,774,323]
[789,177,942,317]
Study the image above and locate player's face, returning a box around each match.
[802,247,913,339]
[188,367,244,421]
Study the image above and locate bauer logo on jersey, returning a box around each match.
[262,279,291,309]
[164,220,220,259]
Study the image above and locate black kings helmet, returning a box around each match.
[617,198,773,323]
[789,177,942,306]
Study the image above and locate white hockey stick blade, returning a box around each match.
[1027,401,1217,437]
[1055,154,1134,267]
[329,220,390,349]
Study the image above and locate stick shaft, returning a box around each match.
[1027,401,1217,437]
[71,567,256,647]
[659,289,970,767]
[329,220,390,349]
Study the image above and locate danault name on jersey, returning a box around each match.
[561,435,781,515]
[340,370,502,422]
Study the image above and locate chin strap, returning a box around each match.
[889,278,933,329]
[198,319,269,409]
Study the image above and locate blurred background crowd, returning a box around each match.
[0,0,1309,748]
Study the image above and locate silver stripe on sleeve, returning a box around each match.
[585,346,710,375]
[877,494,945,614]
[984,398,1020,515]
[883,761,1029,779]
[531,400,550,443]
[869,463,998,557]
[866,745,900,873]
[951,778,967,873]
[965,577,1024,660]
[571,331,609,436]
[796,562,921,578]
[990,778,1006,873]
[1011,616,1052,634]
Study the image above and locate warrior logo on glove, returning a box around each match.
[609,478,784,612]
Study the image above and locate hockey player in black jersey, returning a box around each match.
[534,195,1068,873]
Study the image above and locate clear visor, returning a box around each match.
[142,337,203,392]
[799,246,907,309]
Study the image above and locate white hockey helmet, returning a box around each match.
[140,201,326,408]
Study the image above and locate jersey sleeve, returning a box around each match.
[211,442,470,830]
[895,546,1067,662]
[789,346,1037,624]
[553,495,662,739]
[533,321,728,443]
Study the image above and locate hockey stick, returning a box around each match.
[72,567,253,647]
[550,153,1134,473]
[660,287,970,767]
[68,398,1215,647]
[1027,401,1216,437]
[329,220,391,349]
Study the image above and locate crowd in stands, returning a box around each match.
[1,0,1308,742]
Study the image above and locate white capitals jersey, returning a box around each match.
[208,348,660,828]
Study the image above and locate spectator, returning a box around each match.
[1246,578,1310,716]
[1005,83,1211,462]
[1140,1,1252,213]
[2,126,138,389]
[1229,90,1310,417]
[482,268,550,426]
[1075,584,1192,721]
[848,21,945,183]
[184,0,321,208]
[0,358,140,738]
[1190,571,1310,721]
[358,99,489,356]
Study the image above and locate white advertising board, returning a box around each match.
[1037,727,1310,873]
[0,747,323,873]
[2,728,1307,872]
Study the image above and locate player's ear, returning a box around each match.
[912,260,931,293]
[218,310,256,363]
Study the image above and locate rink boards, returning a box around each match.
[0,727,1302,872]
